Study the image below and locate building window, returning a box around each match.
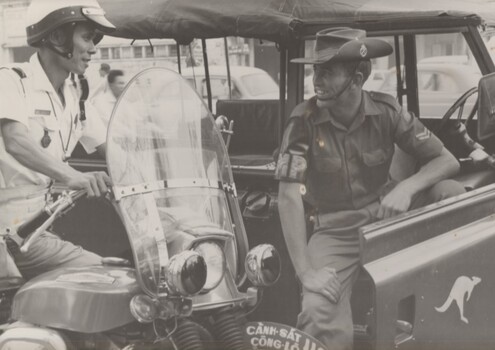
[170,44,178,57]
[145,45,154,58]
[111,47,121,59]
[121,46,132,59]
[99,48,109,60]
[133,46,143,58]
[155,45,167,57]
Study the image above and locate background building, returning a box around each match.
[1,0,493,85]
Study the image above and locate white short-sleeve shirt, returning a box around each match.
[91,89,117,127]
[0,53,106,190]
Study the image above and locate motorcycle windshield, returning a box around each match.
[106,68,237,296]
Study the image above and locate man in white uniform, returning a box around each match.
[92,69,126,126]
[89,62,111,100]
[0,0,116,279]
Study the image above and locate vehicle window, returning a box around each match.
[201,78,229,99]
[484,34,495,62]
[241,73,279,97]
[420,72,458,93]
[304,32,483,119]
[184,77,196,89]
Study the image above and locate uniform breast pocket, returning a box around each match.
[313,156,343,192]
[27,115,59,150]
[314,156,342,173]
[362,148,393,191]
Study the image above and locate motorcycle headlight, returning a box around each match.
[245,244,281,287]
[129,294,158,323]
[165,250,207,296]
[193,241,226,291]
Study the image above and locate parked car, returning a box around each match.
[363,69,390,90]
[379,62,482,118]
[181,65,279,111]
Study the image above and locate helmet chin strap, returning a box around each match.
[45,43,74,59]
[42,22,76,60]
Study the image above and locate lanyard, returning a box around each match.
[45,91,74,161]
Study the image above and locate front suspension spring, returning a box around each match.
[212,309,245,350]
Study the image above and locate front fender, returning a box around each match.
[0,325,67,350]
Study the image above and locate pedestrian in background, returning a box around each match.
[92,69,126,126]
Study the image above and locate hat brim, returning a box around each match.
[291,37,393,65]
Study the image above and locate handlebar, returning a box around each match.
[18,190,87,252]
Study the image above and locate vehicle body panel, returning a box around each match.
[365,214,495,349]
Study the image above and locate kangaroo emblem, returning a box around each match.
[435,276,481,324]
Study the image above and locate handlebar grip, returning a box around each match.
[17,190,86,239]
[17,210,51,239]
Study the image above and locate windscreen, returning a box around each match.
[106,68,238,295]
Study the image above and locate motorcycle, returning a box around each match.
[0,68,282,350]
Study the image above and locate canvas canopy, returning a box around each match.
[100,0,495,44]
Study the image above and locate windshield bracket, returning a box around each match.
[113,179,235,201]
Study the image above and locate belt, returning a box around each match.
[310,201,380,234]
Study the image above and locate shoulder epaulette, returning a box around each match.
[368,91,401,112]
[0,66,28,96]
[290,102,308,119]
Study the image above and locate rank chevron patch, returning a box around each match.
[416,127,431,141]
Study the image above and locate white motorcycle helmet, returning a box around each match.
[26,0,115,57]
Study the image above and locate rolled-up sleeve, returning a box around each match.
[393,107,443,163]
[275,116,311,183]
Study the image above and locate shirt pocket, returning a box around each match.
[362,147,393,191]
[314,156,342,173]
[312,156,344,198]
[27,114,60,150]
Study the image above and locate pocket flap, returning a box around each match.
[315,156,342,172]
[363,148,389,166]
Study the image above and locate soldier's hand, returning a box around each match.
[64,171,112,198]
[300,267,341,304]
[377,183,414,219]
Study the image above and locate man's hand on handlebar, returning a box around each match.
[63,170,112,198]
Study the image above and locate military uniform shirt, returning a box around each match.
[275,91,443,213]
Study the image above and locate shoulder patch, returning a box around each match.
[369,91,401,112]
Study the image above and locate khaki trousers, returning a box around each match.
[297,179,465,350]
